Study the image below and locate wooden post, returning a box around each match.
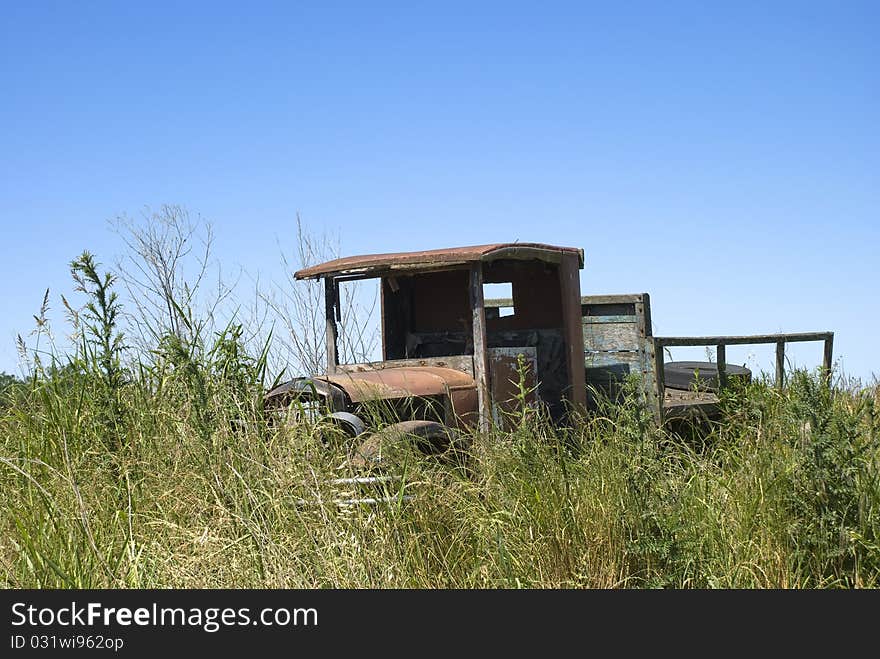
[775,341,785,389]
[822,334,834,388]
[653,338,666,425]
[558,252,587,412]
[380,278,388,361]
[324,276,338,374]
[716,344,727,390]
[469,263,491,434]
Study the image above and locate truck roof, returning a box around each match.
[294,242,584,280]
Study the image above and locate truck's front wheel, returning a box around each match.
[350,420,467,469]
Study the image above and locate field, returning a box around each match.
[1,216,878,589]
[3,348,878,588]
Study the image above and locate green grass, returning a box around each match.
[2,359,878,588]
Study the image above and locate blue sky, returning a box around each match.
[1,1,877,381]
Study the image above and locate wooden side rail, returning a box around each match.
[652,331,834,392]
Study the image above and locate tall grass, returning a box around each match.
[3,353,877,587]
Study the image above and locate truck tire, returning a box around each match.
[351,420,465,469]
[663,361,751,392]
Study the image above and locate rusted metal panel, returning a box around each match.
[449,386,479,429]
[295,243,584,280]
[488,347,538,428]
[411,269,471,332]
[324,366,475,403]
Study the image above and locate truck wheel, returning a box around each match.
[351,420,466,469]
[663,361,751,392]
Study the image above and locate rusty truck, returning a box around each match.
[264,242,834,469]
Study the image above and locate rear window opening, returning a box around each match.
[484,282,514,317]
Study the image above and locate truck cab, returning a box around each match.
[265,243,587,456]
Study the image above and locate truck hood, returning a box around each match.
[322,366,475,403]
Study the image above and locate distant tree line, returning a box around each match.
[1,371,22,391]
